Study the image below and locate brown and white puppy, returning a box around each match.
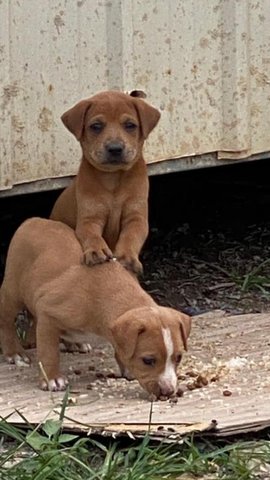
[0,218,191,398]
[50,90,160,275]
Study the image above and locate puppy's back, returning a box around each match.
[1,218,81,296]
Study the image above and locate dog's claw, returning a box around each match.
[6,353,31,367]
[60,341,92,353]
[83,246,113,266]
[40,376,68,392]
[117,255,143,276]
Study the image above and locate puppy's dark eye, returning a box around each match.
[89,122,104,133]
[175,354,182,365]
[142,357,156,366]
[124,121,137,131]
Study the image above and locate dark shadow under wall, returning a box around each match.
[1,158,270,314]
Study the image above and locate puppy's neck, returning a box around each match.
[82,262,155,339]
[81,155,145,192]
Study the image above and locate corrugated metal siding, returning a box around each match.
[0,0,270,191]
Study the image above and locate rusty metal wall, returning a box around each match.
[1,0,270,192]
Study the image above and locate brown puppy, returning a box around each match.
[50,90,160,275]
[0,218,191,398]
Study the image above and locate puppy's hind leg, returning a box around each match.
[0,289,30,366]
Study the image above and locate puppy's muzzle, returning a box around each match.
[105,141,125,164]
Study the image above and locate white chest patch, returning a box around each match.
[159,328,177,389]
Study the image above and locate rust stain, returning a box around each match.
[251,104,262,117]
[42,152,50,165]
[199,37,210,49]
[38,107,53,132]
[205,89,216,107]
[54,13,65,34]
[11,115,25,132]
[167,99,176,114]
[192,136,200,150]
[14,140,26,153]
[3,82,20,100]
[180,141,191,155]
[224,119,241,130]
[206,78,217,86]
[2,82,20,109]
[250,66,270,86]
[191,64,198,77]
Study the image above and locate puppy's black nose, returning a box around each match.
[106,142,124,157]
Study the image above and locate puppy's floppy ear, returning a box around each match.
[61,99,92,141]
[177,312,192,351]
[128,90,147,99]
[110,309,147,360]
[133,98,161,139]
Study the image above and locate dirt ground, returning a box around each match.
[142,213,270,316]
[1,159,270,316]
[141,159,270,316]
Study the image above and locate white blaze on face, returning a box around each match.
[159,328,177,393]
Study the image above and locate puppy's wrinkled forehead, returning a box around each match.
[137,307,185,354]
[86,92,138,121]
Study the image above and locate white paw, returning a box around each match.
[59,341,92,353]
[40,376,69,392]
[77,343,92,353]
[6,353,30,367]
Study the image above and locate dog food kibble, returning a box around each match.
[159,395,169,401]
[169,396,178,404]
[176,386,185,397]
[197,374,208,386]
[185,370,198,378]
[106,372,118,379]
[223,389,232,396]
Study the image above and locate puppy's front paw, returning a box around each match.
[83,242,113,266]
[6,352,31,367]
[117,254,143,276]
[40,376,68,392]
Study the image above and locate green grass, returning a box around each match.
[1,421,270,479]
[210,258,270,295]
[238,259,270,294]
[0,393,270,479]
